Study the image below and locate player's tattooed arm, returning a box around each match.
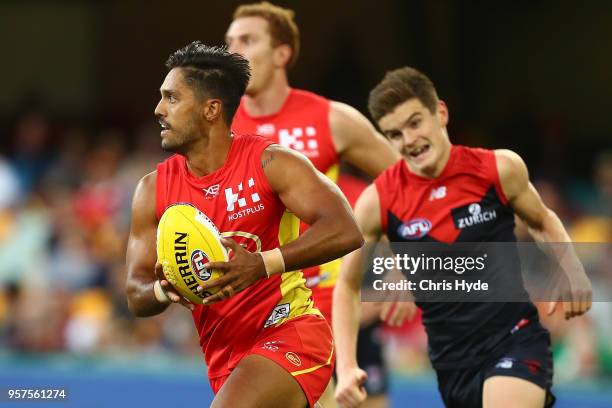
[263,144,364,271]
[198,145,363,305]
[329,101,400,177]
[261,149,274,169]
[496,149,592,319]
[126,172,193,316]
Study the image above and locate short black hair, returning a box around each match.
[165,41,250,125]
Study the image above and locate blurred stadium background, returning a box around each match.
[0,1,610,406]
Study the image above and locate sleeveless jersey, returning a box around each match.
[232,88,341,288]
[156,134,320,379]
[374,145,538,369]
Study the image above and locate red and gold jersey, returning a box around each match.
[232,88,341,288]
[232,88,338,178]
[155,134,320,379]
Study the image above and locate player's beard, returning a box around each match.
[161,125,199,155]
[161,111,203,155]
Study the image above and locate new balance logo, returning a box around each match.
[495,358,514,369]
[203,184,220,199]
[429,186,446,201]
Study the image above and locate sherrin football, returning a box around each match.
[157,204,228,303]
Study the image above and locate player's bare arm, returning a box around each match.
[333,184,383,408]
[199,144,364,304]
[264,145,364,267]
[126,171,193,316]
[329,101,400,177]
[496,149,592,319]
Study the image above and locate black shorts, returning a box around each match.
[356,321,388,396]
[435,323,555,408]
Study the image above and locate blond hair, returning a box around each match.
[233,2,300,68]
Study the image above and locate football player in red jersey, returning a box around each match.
[333,67,592,408]
[126,41,364,408]
[225,4,408,405]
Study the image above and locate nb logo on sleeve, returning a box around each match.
[429,186,446,201]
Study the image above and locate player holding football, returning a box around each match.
[126,42,363,408]
[225,4,405,405]
[333,67,592,408]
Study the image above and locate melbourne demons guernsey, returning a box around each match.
[155,134,320,379]
[375,145,539,369]
[232,89,340,289]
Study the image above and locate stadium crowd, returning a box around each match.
[0,103,610,383]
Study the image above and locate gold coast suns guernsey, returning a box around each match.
[232,89,340,290]
[155,134,320,378]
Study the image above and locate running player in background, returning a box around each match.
[226,3,405,406]
[338,173,411,408]
[126,41,363,408]
[334,67,592,408]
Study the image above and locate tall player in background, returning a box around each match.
[334,67,592,408]
[226,4,403,405]
[126,42,363,407]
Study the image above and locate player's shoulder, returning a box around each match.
[494,149,528,179]
[132,170,157,210]
[358,183,380,205]
[261,143,315,168]
[374,158,406,181]
[448,145,501,179]
[155,154,185,179]
[290,88,330,105]
[232,132,272,149]
[373,159,404,196]
[454,145,494,163]
[157,153,183,167]
[136,169,157,190]
[141,169,157,181]
[233,133,281,167]
[494,148,524,165]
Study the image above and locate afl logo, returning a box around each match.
[191,249,211,280]
[397,218,432,240]
[285,352,302,366]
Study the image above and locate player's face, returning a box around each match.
[226,16,280,95]
[154,68,206,153]
[378,98,451,177]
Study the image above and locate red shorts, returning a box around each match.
[209,314,334,407]
[310,286,334,324]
